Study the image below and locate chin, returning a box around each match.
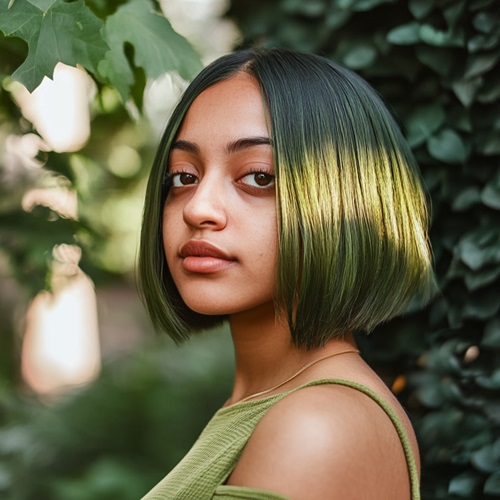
[182,298,235,316]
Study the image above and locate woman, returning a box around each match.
[138,48,436,500]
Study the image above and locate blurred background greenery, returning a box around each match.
[1,0,499,498]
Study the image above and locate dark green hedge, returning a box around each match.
[0,332,234,500]
[228,0,500,498]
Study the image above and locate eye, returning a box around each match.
[170,172,198,187]
[240,171,275,188]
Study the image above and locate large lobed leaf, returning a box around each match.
[0,0,108,91]
[98,0,203,102]
[0,0,202,99]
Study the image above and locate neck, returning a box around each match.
[226,303,358,405]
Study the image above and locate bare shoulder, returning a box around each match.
[227,384,416,500]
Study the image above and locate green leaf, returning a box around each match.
[427,129,467,163]
[341,41,377,69]
[468,32,500,52]
[0,0,108,91]
[352,0,395,11]
[98,0,202,102]
[473,11,499,34]
[405,104,445,147]
[30,0,58,9]
[481,175,500,210]
[464,53,499,79]
[325,9,351,29]
[443,1,466,31]
[417,376,463,407]
[463,290,500,319]
[452,187,481,211]
[477,77,500,103]
[458,228,500,270]
[471,442,500,473]
[387,22,420,45]
[482,318,500,348]
[448,471,482,497]
[283,0,326,16]
[452,77,482,107]
[477,131,500,156]
[416,46,453,75]
[476,369,500,389]
[419,24,464,47]
[409,0,435,19]
[465,266,500,291]
[484,471,500,495]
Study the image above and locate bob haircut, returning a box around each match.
[139,48,436,349]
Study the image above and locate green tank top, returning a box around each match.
[142,379,420,500]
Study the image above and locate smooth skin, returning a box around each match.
[163,72,420,499]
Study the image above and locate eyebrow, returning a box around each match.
[226,136,272,154]
[170,136,272,155]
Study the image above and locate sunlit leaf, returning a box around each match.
[0,0,108,91]
[98,0,202,102]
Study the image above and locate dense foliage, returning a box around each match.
[0,0,499,499]
[0,0,202,385]
[0,331,234,499]
[228,0,500,498]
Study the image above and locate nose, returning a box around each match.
[182,175,227,230]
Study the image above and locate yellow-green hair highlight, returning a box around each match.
[138,48,437,348]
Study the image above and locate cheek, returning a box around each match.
[252,213,279,269]
[162,206,179,263]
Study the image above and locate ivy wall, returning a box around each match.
[228,0,500,498]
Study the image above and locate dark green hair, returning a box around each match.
[138,48,436,348]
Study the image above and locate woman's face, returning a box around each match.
[163,72,278,318]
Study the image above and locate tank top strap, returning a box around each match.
[284,378,420,500]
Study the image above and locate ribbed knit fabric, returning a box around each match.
[142,379,420,500]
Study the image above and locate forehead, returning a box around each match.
[175,73,269,142]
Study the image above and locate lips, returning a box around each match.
[179,240,235,273]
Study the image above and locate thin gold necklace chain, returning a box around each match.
[236,348,360,404]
